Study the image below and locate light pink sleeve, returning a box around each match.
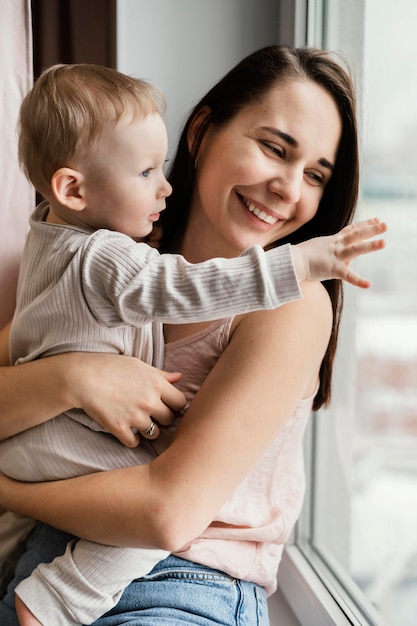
[0,0,34,328]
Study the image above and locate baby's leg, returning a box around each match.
[0,523,73,623]
[0,419,170,624]
[0,416,173,623]
[16,539,169,625]
[0,512,36,597]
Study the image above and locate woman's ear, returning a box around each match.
[51,168,85,212]
[187,106,211,154]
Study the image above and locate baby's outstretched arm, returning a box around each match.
[293,217,387,287]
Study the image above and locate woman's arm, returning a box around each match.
[0,322,185,444]
[0,321,78,438]
[0,321,11,366]
[0,282,332,550]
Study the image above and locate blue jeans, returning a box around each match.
[0,523,270,625]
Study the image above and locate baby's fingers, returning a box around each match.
[340,218,387,247]
[339,265,372,289]
[342,235,386,263]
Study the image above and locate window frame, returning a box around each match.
[276,2,386,624]
[278,417,385,626]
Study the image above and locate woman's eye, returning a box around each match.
[305,171,324,185]
[261,141,284,159]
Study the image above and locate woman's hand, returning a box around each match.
[0,318,186,444]
[72,353,186,446]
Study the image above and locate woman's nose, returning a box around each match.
[269,167,302,204]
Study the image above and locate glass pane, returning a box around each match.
[302,2,417,625]
[352,1,417,622]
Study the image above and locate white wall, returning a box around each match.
[116,0,281,158]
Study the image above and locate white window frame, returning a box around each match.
[276,2,385,624]
[279,419,385,626]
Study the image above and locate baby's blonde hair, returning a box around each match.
[18,63,166,195]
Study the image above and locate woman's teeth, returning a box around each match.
[244,199,278,225]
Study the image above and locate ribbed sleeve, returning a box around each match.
[81,232,302,326]
[16,541,168,625]
[10,202,301,367]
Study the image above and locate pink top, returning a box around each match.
[165,318,316,595]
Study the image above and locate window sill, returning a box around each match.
[278,545,355,626]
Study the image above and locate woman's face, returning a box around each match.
[186,79,342,260]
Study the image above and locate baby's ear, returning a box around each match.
[51,167,85,211]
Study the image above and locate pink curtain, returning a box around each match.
[0,0,34,328]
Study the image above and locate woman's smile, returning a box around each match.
[246,205,279,226]
[239,193,286,227]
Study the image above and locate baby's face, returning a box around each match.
[80,113,172,239]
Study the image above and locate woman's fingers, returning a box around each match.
[158,371,186,413]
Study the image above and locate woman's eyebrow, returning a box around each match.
[318,157,334,172]
[262,126,298,147]
[261,126,335,171]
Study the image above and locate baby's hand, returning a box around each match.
[293,217,387,287]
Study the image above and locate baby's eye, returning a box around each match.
[140,168,153,178]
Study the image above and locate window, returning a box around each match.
[280,2,417,625]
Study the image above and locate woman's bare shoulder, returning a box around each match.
[232,280,332,339]
[224,281,332,404]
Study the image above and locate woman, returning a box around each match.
[0,46,385,625]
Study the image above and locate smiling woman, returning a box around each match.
[0,47,387,626]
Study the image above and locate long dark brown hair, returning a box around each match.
[160,45,360,410]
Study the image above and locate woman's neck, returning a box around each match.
[180,229,212,263]
[179,209,240,263]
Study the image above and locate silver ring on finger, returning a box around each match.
[142,419,156,437]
